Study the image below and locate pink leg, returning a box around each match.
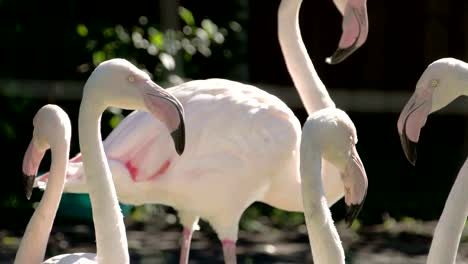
[222,239,237,264]
[179,228,193,264]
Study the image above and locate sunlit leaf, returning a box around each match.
[159,52,175,70]
[213,32,225,44]
[178,7,195,26]
[138,16,148,26]
[76,24,88,37]
[229,21,242,32]
[201,19,217,37]
[150,32,164,49]
[92,51,106,66]
[350,219,361,231]
[147,44,158,56]
[115,25,130,43]
[2,236,19,246]
[109,114,123,128]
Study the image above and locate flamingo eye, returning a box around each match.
[431,79,439,88]
[128,75,135,83]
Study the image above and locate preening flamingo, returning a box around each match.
[35,0,369,262]
[397,57,468,264]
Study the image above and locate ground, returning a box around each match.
[1,211,468,264]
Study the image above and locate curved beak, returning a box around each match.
[397,93,431,166]
[341,147,368,227]
[400,125,418,166]
[142,81,186,155]
[326,0,369,64]
[22,141,45,200]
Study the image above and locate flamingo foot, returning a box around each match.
[179,228,193,264]
[222,239,237,264]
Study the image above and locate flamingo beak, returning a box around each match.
[22,141,45,200]
[142,81,186,155]
[326,0,369,64]
[342,147,368,227]
[397,93,431,166]
[400,127,418,166]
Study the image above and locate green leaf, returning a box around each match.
[109,114,123,128]
[103,27,114,38]
[3,236,19,246]
[92,51,106,66]
[201,19,217,37]
[76,24,88,37]
[178,7,195,26]
[150,32,165,49]
[159,52,175,70]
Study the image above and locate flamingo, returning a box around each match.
[15,104,86,263]
[327,0,369,64]
[16,104,122,263]
[18,60,186,263]
[397,57,468,264]
[35,0,369,262]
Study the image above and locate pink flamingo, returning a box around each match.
[398,58,468,264]
[36,0,369,262]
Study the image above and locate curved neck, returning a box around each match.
[278,0,335,114]
[14,142,69,264]
[299,129,345,264]
[427,158,468,264]
[78,100,129,263]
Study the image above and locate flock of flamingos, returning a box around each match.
[11,0,468,263]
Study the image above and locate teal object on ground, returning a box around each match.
[57,193,133,221]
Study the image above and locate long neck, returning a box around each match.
[427,158,468,264]
[14,143,69,264]
[278,0,335,115]
[299,129,345,264]
[78,100,129,263]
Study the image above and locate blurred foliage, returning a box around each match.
[74,7,242,85]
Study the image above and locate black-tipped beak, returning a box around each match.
[399,132,417,166]
[145,87,186,155]
[165,98,185,155]
[326,45,358,65]
[171,112,185,155]
[22,174,35,200]
[345,193,366,227]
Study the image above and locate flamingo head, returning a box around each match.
[22,105,71,200]
[397,58,463,165]
[306,107,368,226]
[326,0,369,64]
[83,59,186,155]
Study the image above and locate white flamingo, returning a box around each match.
[15,104,87,263]
[35,0,369,262]
[16,104,121,263]
[17,59,186,263]
[398,57,468,264]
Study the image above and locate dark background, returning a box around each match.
[0,0,467,229]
